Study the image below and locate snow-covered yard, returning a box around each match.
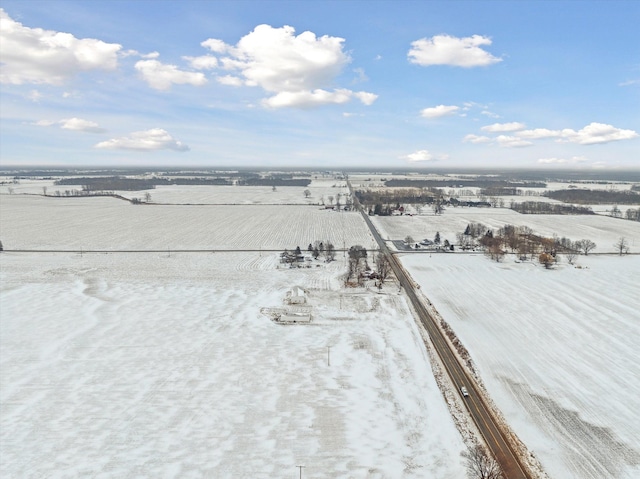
[0,252,466,478]
[402,253,640,479]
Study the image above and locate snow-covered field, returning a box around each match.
[372,207,640,253]
[1,178,349,206]
[402,253,640,479]
[0,195,374,250]
[0,252,466,478]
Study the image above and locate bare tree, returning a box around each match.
[461,445,503,479]
[324,242,336,262]
[375,252,391,284]
[576,239,596,255]
[614,236,630,255]
[42,186,48,196]
[303,189,311,198]
[144,192,152,202]
[328,195,334,205]
[404,235,414,245]
[564,241,578,264]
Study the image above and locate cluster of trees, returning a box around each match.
[384,179,546,189]
[457,222,599,265]
[346,245,368,284]
[544,189,640,205]
[282,241,338,264]
[54,176,233,191]
[509,201,594,215]
[237,177,311,187]
[609,206,640,221]
[355,188,446,216]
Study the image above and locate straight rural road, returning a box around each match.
[346,178,532,479]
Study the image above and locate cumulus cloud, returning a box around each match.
[94,128,189,151]
[0,8,121,85]
[135,59,207,90]
[32,117,105,133]
[216,75,244,86]
[183,55,218,70]
[463,134,492,144]
[402,150,448,162]
[481,122,526,132]
[199,24,377,108]
[560,122,638,145]
[516,128,560,139]
[408,34,502,67]
[496,135,533,148]
[421,104,460,118]
[516,123,637,144]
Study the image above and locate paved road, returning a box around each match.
[347,178,531,479]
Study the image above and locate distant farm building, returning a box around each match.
[287,286,307,304]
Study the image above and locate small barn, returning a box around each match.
[288,286,307,305]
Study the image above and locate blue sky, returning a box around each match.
[1,0,638,169]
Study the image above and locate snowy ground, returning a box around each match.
[0,252,466,478]
[372,207,640,253]
[0,178,349,206]
[0,195,374,251]
[401,253,640,479]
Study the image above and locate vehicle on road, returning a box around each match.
[460,386,469,397]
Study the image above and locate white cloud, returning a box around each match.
[135,59,207,90]
[481,122,525,132]
[60,117,105,133]
[32,117,105,133]
[184,55,218,70]
[496,135,532,148]
[216,75,244,86]
[516,128,561,139]
[262,88,377,109]
[0,8,121,85]
[463,134,492,144]
[95,128,189,151]
[32,119,55,127]
[402,150,448,162]
[619,79,640,87]
[560,122,638,145]
[516,123,637,144]
[538,156,587,164]
[408,34,502,67]
[201,38,228,54]
[353,91,378,106]
[421,104,460,118]
[480,110,500,118]
[200,24,377,108]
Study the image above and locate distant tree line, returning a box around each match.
[544,189,640,205]
[509,201,594,215]
[384,179,546,189]
[237,177,311,187]
[54,176,233,191]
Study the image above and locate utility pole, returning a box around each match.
[327,346,331,366]
[297,465,305,479]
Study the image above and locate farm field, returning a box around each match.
[1,178,350,206]
[0,195,374,251]
[0,252,466,478]
[401,253,640,479]
[372,207,640,253]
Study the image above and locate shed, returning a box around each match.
[289,286,307,304]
